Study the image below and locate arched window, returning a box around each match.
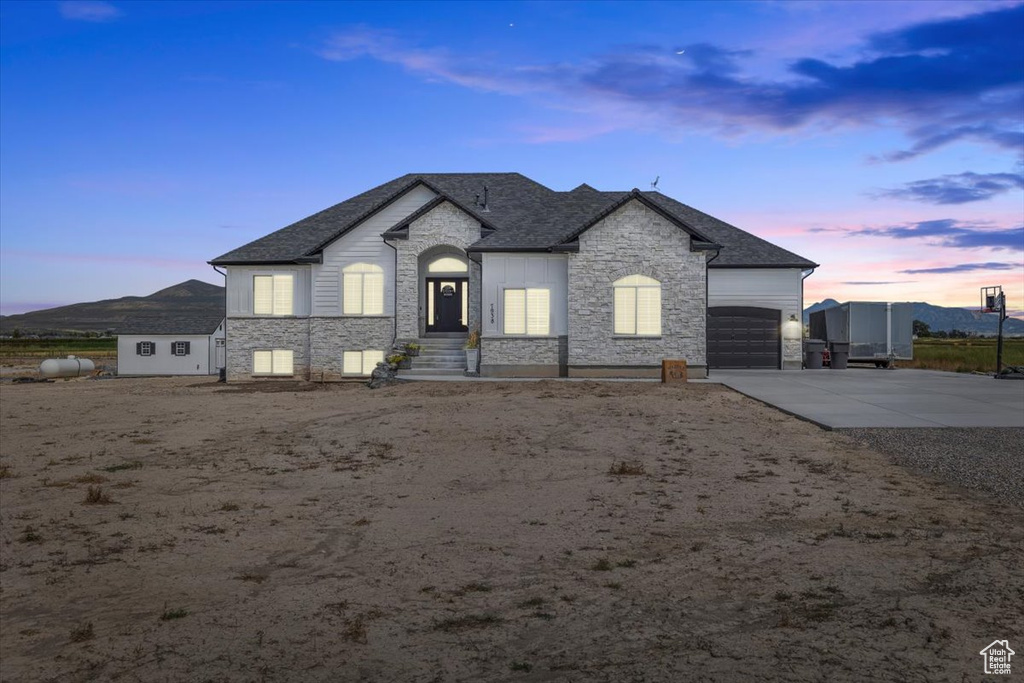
[343,263,384,315]
[614,275,661,336]
[427,256,468,273]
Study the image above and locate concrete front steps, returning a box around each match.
[400,337,468,377]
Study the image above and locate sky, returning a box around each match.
[1,0,1022,316]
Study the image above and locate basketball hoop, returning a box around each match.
[980,286,1003,314]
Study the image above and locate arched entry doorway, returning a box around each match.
[420,250,469,336]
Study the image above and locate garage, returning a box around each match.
[708,306,781,369]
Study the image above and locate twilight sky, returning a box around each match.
[1,0,1022,316]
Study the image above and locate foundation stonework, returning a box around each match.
[309,317,395,380]
[226,317,310,381]
[567,200,707,374]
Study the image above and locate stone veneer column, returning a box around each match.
[390,201,483,340]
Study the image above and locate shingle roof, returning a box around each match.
[643,193,818,268]
[118,316,224,336]
[210,172,817,269]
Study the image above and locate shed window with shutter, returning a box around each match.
[136,341,155,356]
[172,341,191,356]
[253,274,294,316]
[252,349,294,376]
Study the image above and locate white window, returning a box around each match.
[172,341,191,356]
[342,350,384,376]
[137,341,155,356]
[253,349,293,375]
[503,288,550,336]
[614,275,661,336]
[427,256,468,273]
[343,263,384,315]
[253,274,294,316]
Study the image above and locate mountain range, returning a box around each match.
[803,299,1024,336]
[0,280,224,335]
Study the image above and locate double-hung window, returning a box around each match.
[172,341,191,356]
[253,274,294,315]
[343,263,384,315]
[137,341,155,356]
[614,275,661,336]
[253,349,294,375]
[503,288,550,336]
[343,350,384,376]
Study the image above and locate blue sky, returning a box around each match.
[1,0,1022,315]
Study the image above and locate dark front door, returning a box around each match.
[707,306,781,369]
[426,278,468,333]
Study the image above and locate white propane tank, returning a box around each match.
[39,355,96,378]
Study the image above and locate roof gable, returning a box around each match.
[555,189,717,248]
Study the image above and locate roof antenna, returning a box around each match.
[650,176,660,191]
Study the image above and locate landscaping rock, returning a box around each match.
[367,361,399,389]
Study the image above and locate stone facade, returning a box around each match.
[390,202,482,339]
[567,200,708,374]
[226,317,310,381]
[309,317,395,381]
[480,336,567,376]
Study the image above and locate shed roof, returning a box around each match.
[118,317,224,336]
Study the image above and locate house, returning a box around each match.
[209,173,817,381]
[117,317,226,376]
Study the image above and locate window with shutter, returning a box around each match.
[613,275,661,336]
[503,288,549,336]
[253,349,293,375]
[342,350,384,376]
[253,274,294,315]
[342,263,384,315]
[138,341,155,356]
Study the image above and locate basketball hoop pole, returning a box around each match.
[982,286,1008,377]
[996,291,1006,376]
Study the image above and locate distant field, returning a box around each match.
[0,338,117,360]
[907,338,1024,373]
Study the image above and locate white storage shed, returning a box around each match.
[117,317,226,376]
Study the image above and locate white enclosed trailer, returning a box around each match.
[808,302,913,367]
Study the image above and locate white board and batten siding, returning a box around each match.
[313,184,438,317]
[708,268,804,319]
[225,266,312,317]
[481,253,569,336]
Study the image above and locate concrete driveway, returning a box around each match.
[709,368,1024,429]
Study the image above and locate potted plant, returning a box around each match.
[386,353,411,370]
[464,329,480,372]
[404,342,421,357]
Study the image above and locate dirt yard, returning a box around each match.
[1,378,1021,682]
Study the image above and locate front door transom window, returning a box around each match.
[427,256,468,273]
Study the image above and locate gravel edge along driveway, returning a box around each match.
[838,427,1024,506]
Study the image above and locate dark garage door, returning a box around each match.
[708,307,781,369]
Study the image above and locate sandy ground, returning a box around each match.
[0,377,1021,682]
